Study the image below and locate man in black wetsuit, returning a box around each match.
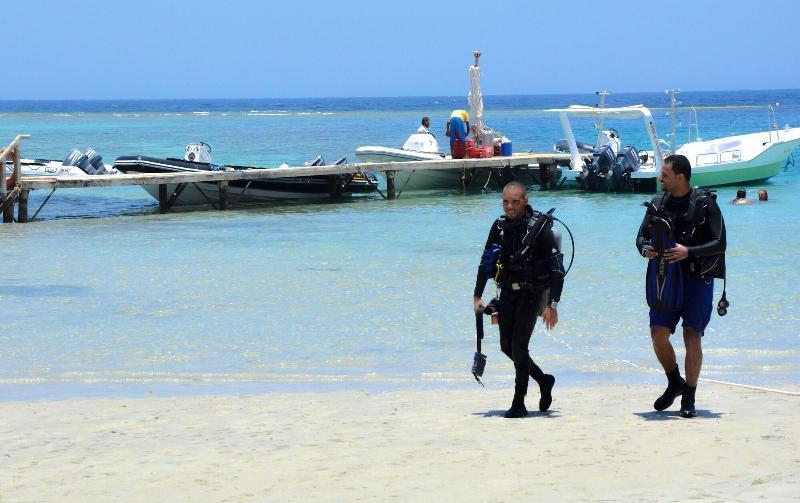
[474,181,565,418]
[636,154,726,418]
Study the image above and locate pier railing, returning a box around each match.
[0,134,30,222]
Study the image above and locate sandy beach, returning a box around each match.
[1,385,797,502]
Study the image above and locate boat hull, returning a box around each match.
[355,147,466,191]
[115,156,378,205]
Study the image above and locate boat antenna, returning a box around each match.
[595,91,610,146]
[666,88,680,153]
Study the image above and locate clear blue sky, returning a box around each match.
[3,0,798,99]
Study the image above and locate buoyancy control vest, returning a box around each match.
[649,188,726,280]
[492,208,562,290]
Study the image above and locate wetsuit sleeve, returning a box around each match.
[539,229,565,303]
[635,207,652,256]
[688,197,726,257]
[473,223,500,298]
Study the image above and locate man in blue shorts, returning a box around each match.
[445,109,470,159]
[636,155,726,418]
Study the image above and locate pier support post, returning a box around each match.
[218,181,228,210]
[1,199,12,223]
[548,164,559,190]
[17,189,28,223]
[386,170,396,200]
[158,184,168,213]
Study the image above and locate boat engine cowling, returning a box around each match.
[185,142,212,163]
[598,129,620,156]
[615,145,641,174]
[590,143,616,176]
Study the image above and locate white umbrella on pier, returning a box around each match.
[468,51,484,142]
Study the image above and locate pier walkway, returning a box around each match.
[1,134,578,223]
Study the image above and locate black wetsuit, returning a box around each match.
[474,205,565,399]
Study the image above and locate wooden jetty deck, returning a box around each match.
[1,134,580,223]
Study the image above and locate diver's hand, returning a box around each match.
[643,245,658,260]
[543,307,558,330]
[665,244,689,263]
[473,297,486,313]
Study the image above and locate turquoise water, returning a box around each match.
[1,91,799,400]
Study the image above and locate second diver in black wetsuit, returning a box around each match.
[473,181,565,418]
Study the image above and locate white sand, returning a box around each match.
[1,385,798,502]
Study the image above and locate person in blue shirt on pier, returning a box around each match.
[445,109,470,159]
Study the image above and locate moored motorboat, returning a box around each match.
[5,148,119,178]
[355,132,467,191]
[114,144,378,205]
[548,104,800,191]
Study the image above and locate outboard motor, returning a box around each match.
[63,148,83,167]
[598,129,621,155]
[611,145,640,190]
[587,143,616,189]
[64,147,113,175]
[83,148,106,175]
[185,142,212,164]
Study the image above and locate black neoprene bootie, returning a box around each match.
[504,394,528,418]
[680,385,697,418]
[654,364,686,411]
[538,374,555,412]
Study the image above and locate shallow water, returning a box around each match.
[1,91,798,400]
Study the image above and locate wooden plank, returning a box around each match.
[17,154,577,191]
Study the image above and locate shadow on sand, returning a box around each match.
[474,409,561,419]
[634,410,724,421]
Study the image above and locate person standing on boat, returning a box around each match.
[417,116,433,135]
[636,154,727,418]
[446,109,470,159]
[473,181,563,418]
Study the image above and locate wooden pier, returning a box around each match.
[1,134,580,223]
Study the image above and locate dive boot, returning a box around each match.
[654,365,686,411]
[680,386,697,418]
[538,374,555,412]
[504,395,528,418]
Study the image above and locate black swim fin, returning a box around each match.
[645,215,684,313]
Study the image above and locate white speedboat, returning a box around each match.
[674,129,800,187]
[5,148,119,178]
[547,104,800,191]
[355,133,469,191]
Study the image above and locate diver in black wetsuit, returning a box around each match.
[474,181,565,418]
[636,154,726,418]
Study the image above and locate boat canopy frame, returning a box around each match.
[542,105,664,175]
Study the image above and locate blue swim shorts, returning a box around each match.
[650,275,714,335]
